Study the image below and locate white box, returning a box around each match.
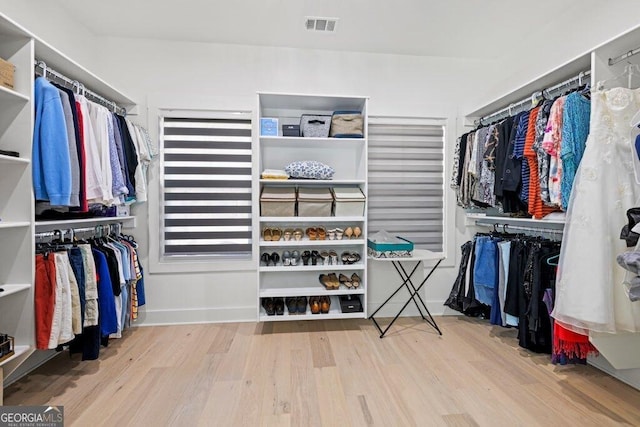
[332,187,365,216]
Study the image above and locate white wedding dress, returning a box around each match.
[552,87,640,333]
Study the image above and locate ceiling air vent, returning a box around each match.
[305,17,338,32]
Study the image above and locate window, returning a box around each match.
[159,113,252,258]
[368,117,445,252]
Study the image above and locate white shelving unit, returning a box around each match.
[256,92,368,321]
[0,12,137,388]
[464,23,640,391]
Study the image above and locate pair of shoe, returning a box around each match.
[263,227,283,241]
[319,251,338,265]
[343,226,362,239]
[309,296,331,314]
[339,273,361,289]
[262,297,284,315]
[302,250,321,266]
[319,273,340,290]
[341,251,361,265]
[306,227,327,240]
[283,228,304,241]
[261,252,281,266]
[282,250,301,266]
[285,296,308,314]
[327,228,344,240]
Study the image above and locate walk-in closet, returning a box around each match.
[1,1,640,425]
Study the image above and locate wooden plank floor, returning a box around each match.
[4,316,640,426]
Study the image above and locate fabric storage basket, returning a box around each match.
[329,110,364,138]
[300,114,331,138]
[297,187,333,217]
[260,186,296,217]
[332,187,366,216]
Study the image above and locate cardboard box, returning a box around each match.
[0,57,15,89]
[332,187,365,216]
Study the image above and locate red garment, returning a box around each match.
[553,322,598,361]
[524,106,559,219]
[35,254,57,350]
[75,101,88,212]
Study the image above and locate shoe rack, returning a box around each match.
[256,92,368,321]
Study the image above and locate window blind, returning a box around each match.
[160,115,252,257]
[368,119,444,252]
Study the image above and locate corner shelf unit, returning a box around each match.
[256,92,369,322]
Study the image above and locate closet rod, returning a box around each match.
[35,223,123,239]
[609,47,640,66]
[475,221,564,236]
[477,70,590,126]
[34,60,127,116]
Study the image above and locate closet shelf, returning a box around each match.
[259,179,366,185]
[260,216,365,223]
[35,215,136,232]
[260,136,365,144]
[0,345,30,368]
[0,221,31,230]
[0,85,29,103]
[0,154,29,165]
[260,239,366,247]
[0,284,31,298]
[260,287,365,298]
[466,213,565,228]
[259,311,365,322]
[259,263,365,272]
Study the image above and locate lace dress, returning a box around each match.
[552,87,640,333]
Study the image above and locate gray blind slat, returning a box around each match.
[368,120,444,251]
[161,115,253,258]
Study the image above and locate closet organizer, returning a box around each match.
[456,24,640,390]
[0,11,150,389]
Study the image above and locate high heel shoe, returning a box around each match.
[329,251,338,265]
[311,250,320,266]
[290,250,300,266]
[344,227,353,239]
[283,228,294,241]
[335,228,344,240]
[353,226,361,239]
[262,227,273,241]
[317,226,326,240]
[328,273,340,289]
[293,228,304,241]
[302,250,311,266]
[271,228,283,241]
[261,252,270,266]
[351,273,361,289]
[339,273,352,288]
[270,252,280,266]
[282,250,291,266]
[306,227,317,240]
[320,251,330,265]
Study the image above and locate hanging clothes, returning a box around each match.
[553,87,640,334]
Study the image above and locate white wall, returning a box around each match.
[0,1,101,70]
[85,36,498,324]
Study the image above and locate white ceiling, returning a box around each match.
[58,0,580,59]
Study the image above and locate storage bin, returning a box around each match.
[282,124,300,137]
[330,111,363,138]
[0,57,15,89]
[260,186,296,217]
[339,295,363,313]
[300,114,331,138]
[367,236,414,258]
[332,187,366,216]
[297,187,333,217]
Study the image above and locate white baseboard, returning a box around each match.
[135,306,257,326]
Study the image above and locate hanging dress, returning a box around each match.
[552,87,640,333]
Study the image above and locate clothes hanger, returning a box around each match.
[546,254,560,266]
[596,63,640,91]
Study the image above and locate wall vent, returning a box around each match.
[305,17,338,32]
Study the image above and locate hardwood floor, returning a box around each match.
[4,316,640,426]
